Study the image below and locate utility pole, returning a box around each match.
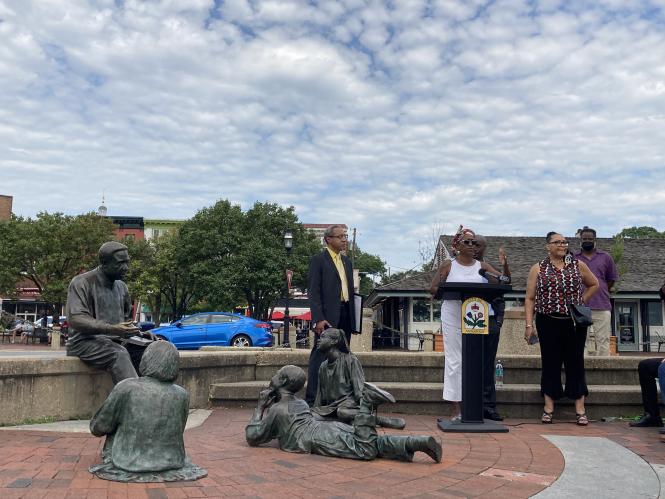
[351,227,357,268]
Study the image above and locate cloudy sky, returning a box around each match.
[2,0,665,272]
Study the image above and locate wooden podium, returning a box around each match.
[435,282,511,433]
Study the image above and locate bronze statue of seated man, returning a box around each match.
[246,365,441,463]
[312,328,406,430]
[89,341,206,482]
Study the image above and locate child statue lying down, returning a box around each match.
[245,365,442,463]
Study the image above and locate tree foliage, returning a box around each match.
[177,200,320,320]
[615,226,665,239]
[0,212,116,314]
[125,231,196,324]
[352,247,386,295]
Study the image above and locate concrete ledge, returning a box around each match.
[0,350,652,426]
[211,381,645,419]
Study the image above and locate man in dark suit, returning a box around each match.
[305,224,356,405]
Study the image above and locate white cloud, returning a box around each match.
[1,0,665,271]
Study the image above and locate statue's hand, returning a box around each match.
[258,389,276,409]
[110,322,140,337]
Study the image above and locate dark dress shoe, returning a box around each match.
[629,414,663,427]
[484,410,504,421]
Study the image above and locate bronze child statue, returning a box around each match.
[312,328,405,430]
[246,365,441,463]
[89,341,206,482]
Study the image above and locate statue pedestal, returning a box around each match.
[350,307,373,352]
[51,327,62,350]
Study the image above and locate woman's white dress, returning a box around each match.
[441,259,485,401]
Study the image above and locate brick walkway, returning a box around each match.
[0,408,662,498]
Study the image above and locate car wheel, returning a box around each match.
[231,334,252,347]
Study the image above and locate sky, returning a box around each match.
[1,0,665,274]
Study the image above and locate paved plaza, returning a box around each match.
[1,406,664,499]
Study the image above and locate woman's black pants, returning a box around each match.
[536,313,589,401]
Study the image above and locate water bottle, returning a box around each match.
[495,360,504,388]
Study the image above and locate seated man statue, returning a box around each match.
[89,341,207,482]
[312,328,406,430]
[630,358,665,441]
[245,365,441,463]
[66,241,141,384]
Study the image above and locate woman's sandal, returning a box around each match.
[576,413,589,426]
[541,411,553,424]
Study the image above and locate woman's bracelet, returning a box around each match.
[525,324,533,329]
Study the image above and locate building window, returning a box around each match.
[433,300,441,322]
[153,229,161,238]
[412,299,431,323]
[124,234,135,241]
[647,301,663,326]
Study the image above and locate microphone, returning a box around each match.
[479,268,511,283]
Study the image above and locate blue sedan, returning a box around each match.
[152,312,273,349]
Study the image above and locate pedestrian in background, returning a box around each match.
[575,226,619,356]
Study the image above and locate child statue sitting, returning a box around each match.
[89,341,207,482]
[312,328,406,430]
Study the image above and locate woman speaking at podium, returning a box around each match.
[429,226,505,421]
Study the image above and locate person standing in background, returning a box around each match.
[305,225,356,405]
[474,235,511,421]
[575,227,619,356]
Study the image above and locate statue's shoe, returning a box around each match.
[377,415,406,430]
[423,436,443,463]
[362,382,396,405]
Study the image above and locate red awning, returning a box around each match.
[294,311,312,321]
[270,311,285,320]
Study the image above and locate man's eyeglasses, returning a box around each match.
[329,234,348,240]
[461,239,480,247]
[548,240,569,246]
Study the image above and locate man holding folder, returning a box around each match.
[305,224,356,405]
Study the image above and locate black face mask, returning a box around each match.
[581,242,595,251]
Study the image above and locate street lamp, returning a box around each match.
[283,230,293,347]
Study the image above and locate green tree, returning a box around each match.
[177,200,319,320]
[352,247,386,295]
[125,231,198,323]
[616,226,665,239]
[0,212,116,319]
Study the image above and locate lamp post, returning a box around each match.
[283,229,293,347]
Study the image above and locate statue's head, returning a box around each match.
[316,328,347,353]
[99,241,130,282]
[139,341,179,381]
[270,365,306,393]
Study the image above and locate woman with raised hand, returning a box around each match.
[524,231,598,426]
[429,226,504,421]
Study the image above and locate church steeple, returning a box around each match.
[98,193,107,216]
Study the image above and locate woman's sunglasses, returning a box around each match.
[461,239,479,247]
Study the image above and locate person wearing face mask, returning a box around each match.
[574,227,619,356]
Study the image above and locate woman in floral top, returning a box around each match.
[524,232,599,426]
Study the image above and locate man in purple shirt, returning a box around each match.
[575,227,619,356]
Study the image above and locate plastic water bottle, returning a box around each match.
[495,360,504,388]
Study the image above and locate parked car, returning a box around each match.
[151,312,273,349]
[137,321,156,332]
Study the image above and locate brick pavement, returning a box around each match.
[0,408,662,498]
